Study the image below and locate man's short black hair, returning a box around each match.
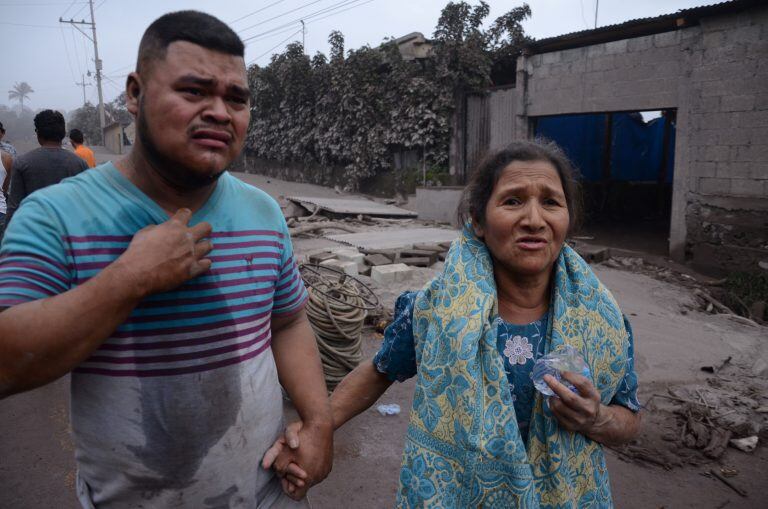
[136,11,245,75]
[34,110,66,142]
[69,128,84,144]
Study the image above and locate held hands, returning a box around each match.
[544,371,610,436]
[116,209,213,297]
[261,420,333,501]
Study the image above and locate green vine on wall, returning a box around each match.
[245,1,531,189]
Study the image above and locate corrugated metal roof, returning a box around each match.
[526,0,762,54]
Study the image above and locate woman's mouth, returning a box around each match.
[516,236,548,250]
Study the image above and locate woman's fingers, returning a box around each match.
[261,437,286,470]
[560,371,600,400]
[285,420,304,449]
[285,462,308,481]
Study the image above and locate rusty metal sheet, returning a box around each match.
[287,196,417,218]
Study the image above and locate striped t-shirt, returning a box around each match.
[0,163,308,509]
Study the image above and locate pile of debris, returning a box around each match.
[613,360,767,474]
[306,242,450,284]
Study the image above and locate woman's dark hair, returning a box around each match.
[457,139,583,233]
[33,109,66,143]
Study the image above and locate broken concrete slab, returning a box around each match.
[364,254,393,267]
[399,257,432,267]
[320,258,359,276]
[308,252,336,264]
[371,263,412,284]
[287,196,417,218]
[398,249,439,265]
[360,249,398,261]
[326,228,459,251]
[413,243,445,252]
[575,244,611,264]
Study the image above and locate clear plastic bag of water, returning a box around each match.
[532,345,592,397]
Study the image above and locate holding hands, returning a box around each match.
[262,420,332,501]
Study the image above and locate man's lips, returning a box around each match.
[516,236,548,250]
[191,129,232,149]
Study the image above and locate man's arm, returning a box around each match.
[1,151,11,195]
[0,209,212,399]
[270,309,334,487]
[5,158,25,225]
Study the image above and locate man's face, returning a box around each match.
[129,41,251,188]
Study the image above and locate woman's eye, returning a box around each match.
[182,88,204,96]
[503,197,521,206]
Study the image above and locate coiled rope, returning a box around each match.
[304,276,368,391]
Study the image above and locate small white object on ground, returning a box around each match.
[376,404,401,416]
[332,248,366,271]
[371,263,412,284]
[729,436,758,452]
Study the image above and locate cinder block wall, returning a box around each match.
[488,6,768,273]
[685,8,768,274]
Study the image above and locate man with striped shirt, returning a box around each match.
[0,11,332,509]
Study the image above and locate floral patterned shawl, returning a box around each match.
[396,226,631,508]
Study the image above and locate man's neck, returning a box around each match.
[115,147,217,216]
[39,140,61,148]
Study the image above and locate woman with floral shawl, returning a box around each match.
[266,141,642,508]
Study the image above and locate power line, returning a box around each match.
[0,21,60,28]
[59,25,78,83]
[229,0,286,24]
[238,0,325,34]
[70,24,84,78]
[248,29,303,65]
[0,1,86,5]
[243,0,374,45]
[307,0,375,26]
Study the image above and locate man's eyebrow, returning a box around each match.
[226,84,251,98]
[175,75,249,98]
[175,75,216,87]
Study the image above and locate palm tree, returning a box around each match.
[8,82,34,112]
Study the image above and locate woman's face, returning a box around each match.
[474,160,570,279]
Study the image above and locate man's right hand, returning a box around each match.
[116,208,213,298]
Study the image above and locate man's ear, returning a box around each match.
[125,73,142,115]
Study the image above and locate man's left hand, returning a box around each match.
[544,371,605,435]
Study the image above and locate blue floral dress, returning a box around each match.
[374,291,641,444]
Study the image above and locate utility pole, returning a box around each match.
[301,19,306,54]
[594,0,599,29]
[60,0,105,141]
[75,73,91,106]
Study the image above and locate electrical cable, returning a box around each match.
[229,0,286,24]
[242,0,371,44]
[247,29,303,65]
[237,0,325,35]
[59,25,78,83]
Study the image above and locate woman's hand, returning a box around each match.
[544,371,642,445]
[544,371,605,435]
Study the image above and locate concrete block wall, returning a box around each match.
[525,31,685,116]
[685,7,768,273]
[514,6,768,273]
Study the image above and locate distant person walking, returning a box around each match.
[0,122,17,157]
[5,109,87,226]
[69,128,96,168]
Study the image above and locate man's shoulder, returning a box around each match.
[27,164,111,204]
[223,173,281,209]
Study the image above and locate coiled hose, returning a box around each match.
[305,277,367,391]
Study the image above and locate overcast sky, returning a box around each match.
[2,0,710,113]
